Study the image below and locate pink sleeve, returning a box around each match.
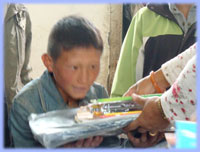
[160,55,196,122]
[161,43,196,85]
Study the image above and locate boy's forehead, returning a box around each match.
[61,45,100,51]
[57,47,102,60]
[61,46,102,54]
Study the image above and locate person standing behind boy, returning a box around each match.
[9,16,118,148]
[4,3,32,112]
[111,3,196,97]
[4,4,32,147]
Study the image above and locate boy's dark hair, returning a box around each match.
[47,15,103,61]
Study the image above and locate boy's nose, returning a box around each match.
[79,69,89,84]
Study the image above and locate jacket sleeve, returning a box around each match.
[111,9,144,97]
[20,9,32,85]
[9,99,42,147]
[4,7,20,111]
[161,43,196,85]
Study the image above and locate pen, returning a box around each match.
[99,111,141,118]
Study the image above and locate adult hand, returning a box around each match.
[124,76,156,97]
[63,136,103,148]
[123,94,169,147]
[124,94,170,134]
[127,130,164,148]
[124,69,169,97]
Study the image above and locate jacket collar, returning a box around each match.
[147,3,179,25]
[4,4,27,22]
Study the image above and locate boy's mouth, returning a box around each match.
[73,86,88,93]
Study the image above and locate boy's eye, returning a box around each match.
[71,66,78,70]
[91,65,95,69]
[90,65,98,70]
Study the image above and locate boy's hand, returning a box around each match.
[63,136,103,148]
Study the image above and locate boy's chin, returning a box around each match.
[71,94,87,100]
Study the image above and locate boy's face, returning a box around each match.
[44,46,101,101]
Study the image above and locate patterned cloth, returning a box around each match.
[160,43,196,122]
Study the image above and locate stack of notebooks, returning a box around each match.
[29,94,160,148]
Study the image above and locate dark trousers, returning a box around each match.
[4,102,11,147]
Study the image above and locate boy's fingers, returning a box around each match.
[75,139,84,147]
[92,136,103,147]
[84,137,93,147]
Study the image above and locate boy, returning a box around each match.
[9,15,117,148]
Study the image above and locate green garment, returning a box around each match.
[111,5,193,97]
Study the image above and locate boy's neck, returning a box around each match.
[67,99,79,108]
[61,92,79,108]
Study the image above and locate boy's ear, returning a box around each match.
[41,54,53,72]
